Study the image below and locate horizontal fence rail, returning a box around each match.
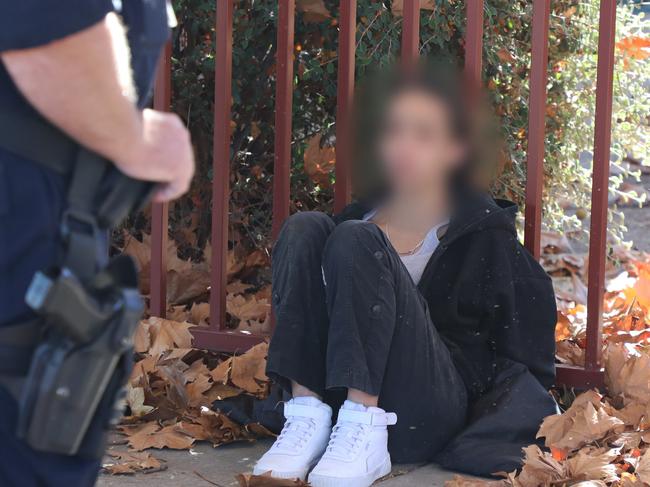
[149,1,619,387]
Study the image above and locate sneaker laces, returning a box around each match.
[323,421,371,459]
[271,416,317,453]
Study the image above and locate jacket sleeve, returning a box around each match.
[483,230,557,389]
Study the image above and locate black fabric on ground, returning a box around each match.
[435,359,559,475]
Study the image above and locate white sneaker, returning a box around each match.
[308,401,397,487]
[253,397,332,480]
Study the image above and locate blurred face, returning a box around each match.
[377,89,466,197]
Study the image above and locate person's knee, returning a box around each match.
[323,220,384,262]
[282,211,333,235]
[274,212,334,256]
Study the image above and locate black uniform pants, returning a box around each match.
[0,154,100,486]
[266,212,468,463]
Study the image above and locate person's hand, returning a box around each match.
[115,108,195,202]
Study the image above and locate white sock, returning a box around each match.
[340,399,387,414]
[292,395,325,407]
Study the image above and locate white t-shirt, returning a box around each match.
[363,210,447,284]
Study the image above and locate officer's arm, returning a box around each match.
[1,13,194,200]
[1,14,142,170]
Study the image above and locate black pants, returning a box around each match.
[267,212,468,463]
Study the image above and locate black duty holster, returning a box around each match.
[17,257,143,457]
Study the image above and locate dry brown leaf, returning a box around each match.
[565,448,618,483]
[185,373,212,407]
[633,261,650,310]
[184,358,210,382]
[496,48,515,63]
[122,233,150,271]
[103,451,165,475]
[167,304,190,322]
[189,302,210,326]
[555,311,573,341]
[147,318,194,357]
[230,342,269,397]
[205,245,245,280]
[166,263,211,305]
[303,134,335,187]
[124,421,195,451]
[604,343,650,405]
[570,481,608,487]
[537,391,624,452]
[296,0,330,23]
[126,385,154,417]
[236,317,272,336]
[130,356,156,385]
[612,402,649,428]
[211,358,231,384]
[205,382,243,402]
[516,445,564,487]
[236,472,310,486]
[122,233,151,294]
[227,293,271,322]
[227,280,253,294]
[555,340,585,366]
[194,408,250,446]
[636,449,650,484]
[245,250,270,269]
[133,320,152,353]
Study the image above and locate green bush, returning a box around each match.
[166,0,648,258]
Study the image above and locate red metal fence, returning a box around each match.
[149,0,619,389]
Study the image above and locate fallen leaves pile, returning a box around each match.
[544,232,650,369]
[122,232,273,334]
[102,315,274,474]
[123,318,272,446]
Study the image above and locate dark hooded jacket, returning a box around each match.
[334,188,559,476]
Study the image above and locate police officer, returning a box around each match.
[0,1,194,485]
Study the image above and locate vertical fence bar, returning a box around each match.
[523,0,551,260]
[585,0,617,371]
[464,0,484,89]
[271,0,296,239]
[150,41,172,318]
[401,0,420,65]
[334,0,357,212]
[209,0,234,333]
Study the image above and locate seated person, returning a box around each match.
[254,64,557,487]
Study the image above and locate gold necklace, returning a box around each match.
[384,221,426,256]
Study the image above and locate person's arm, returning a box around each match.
[482,233,557,388]
[1,13,194,202]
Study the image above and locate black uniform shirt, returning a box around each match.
[0,0,114,111]
[0,1,114,51]
[0,1,113,325]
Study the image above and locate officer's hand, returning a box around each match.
[116,108,195,202]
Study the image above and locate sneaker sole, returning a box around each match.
[252,465,309,480]
[308,457,392,487]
